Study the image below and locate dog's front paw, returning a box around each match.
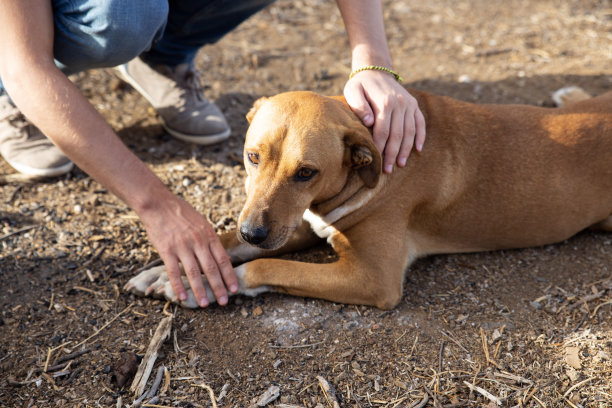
[123,265,203,309]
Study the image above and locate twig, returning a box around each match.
[572,312,589,332]
[269,341,323,349]
[0,225,37,242]
[592,300,612,318]
[438,341,446,392]
[408,334,419,358]
[130,315,173,397]
[317,376,340,408]
[567,291,606,311]
[74,303,133,349]
[532,395,546,408]
[192,382,218,408]
[493,371,533,385]
[463,381,502,405]
[145,365,166,399]
[160,366,170,395]
[409,393,429,408]
[480,328,490,366]
[564,397,580,408]
[53,349,91,366]
[440,330,470,354]
[475,47,515,57]
[133,258,164,275]
[423,385,440,408]
[562,377,592,399]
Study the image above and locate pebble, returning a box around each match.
[253,306,263,316]
[458,74,472,83]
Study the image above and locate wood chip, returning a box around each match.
[130,316,173,397]
[254,385,280,407]
[316,376,340,408]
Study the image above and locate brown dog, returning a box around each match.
[125,87,612,309]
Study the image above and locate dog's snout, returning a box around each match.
[240,223,269,245]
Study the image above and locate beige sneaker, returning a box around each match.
[114,57,231,145]
[0,95,73,177]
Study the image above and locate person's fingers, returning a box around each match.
[162,255,188,302]
[180,252,210,307]
[382,109,405,173]
[209,238,238,294]
[414,108,426,152]
[344,81,375,127]
[195,247,229,306]
[397,111,416,167]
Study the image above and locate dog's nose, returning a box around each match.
[240,224,269,245]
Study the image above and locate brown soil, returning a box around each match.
[1,0,611,407]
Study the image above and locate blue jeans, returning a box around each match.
[1,0,274,94]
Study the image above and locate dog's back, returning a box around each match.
[395,90,612,253]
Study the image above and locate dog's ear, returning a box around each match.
[344,129,382,188]
[246,97,268,123]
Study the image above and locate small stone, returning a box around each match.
[566,367,579,382]
[564,347,581,369]
[253,306,263,316]
[458,74,471,83]
[111,352,140,388]
[530,300,542,310]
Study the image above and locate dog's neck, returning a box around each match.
[309,171,385,227]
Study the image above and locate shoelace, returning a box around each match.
[182,69,205,103]
[0,105,29,132]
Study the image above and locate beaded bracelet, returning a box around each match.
[349,65,403,82]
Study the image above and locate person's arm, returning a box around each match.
[335,0,426,174]
[0,0,237,307]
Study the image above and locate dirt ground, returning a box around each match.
[1,0,611,407]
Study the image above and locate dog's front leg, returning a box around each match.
[238,218,417,309]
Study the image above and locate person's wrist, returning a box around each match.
[351,45,392,71]
[127,178,176,220]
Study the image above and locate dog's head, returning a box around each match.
[238,91,382,250]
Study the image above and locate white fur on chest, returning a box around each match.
[302,209,339,242]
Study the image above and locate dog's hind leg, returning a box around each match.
[552,86,591,107]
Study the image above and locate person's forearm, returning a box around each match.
[335,0,393,69]
[2,64,171,215]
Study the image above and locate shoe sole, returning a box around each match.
[114,64,231,146]
[5,158,74,178]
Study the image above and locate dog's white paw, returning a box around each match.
[123,265,202,309]
[552,86,591,107]
[123,265,167,296]
[124,263,272,308]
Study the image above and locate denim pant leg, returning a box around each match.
[142,0,276,67]
[1,0,168,95]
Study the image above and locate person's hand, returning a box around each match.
[138,192,238,307]
[344,70,426,174]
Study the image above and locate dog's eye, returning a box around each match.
[295,167,317,181]
[247,152,259,166]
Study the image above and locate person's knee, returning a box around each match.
[55,0,169,70]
